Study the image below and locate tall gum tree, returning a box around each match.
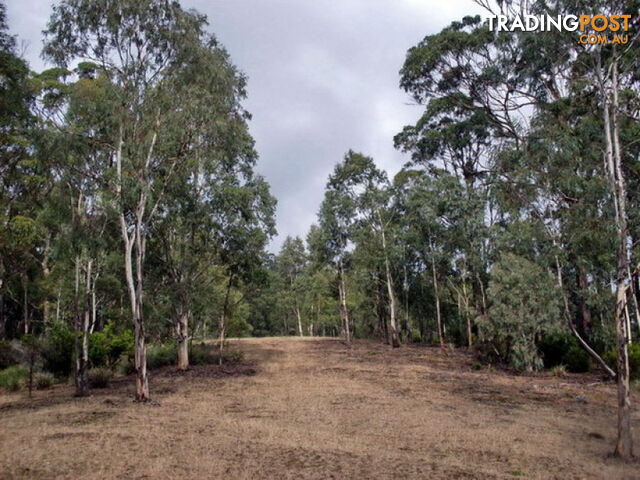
[43,0,229,401]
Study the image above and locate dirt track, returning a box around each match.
[0,337,638,479]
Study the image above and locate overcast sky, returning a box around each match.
[6,0,483,252]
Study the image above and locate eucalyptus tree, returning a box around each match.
[276,237,308,337]
[42,0,252,400]
[148,37,275,369]
[316,158,361,343]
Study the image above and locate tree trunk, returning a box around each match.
[338,261,351,344]
[296,303,304,337]
[380,225,400,348]
[219,275,233,365]
[608,58,633,459]
[75,259,91,397]
[22,273,29,335]
[176,309,189,371]
[431,256,445,348]
[462,280,472,348]
[117,129,150,402]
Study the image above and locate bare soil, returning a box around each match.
[0,337,638,479]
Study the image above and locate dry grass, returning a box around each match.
[0,337,638,479]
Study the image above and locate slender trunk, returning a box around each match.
[296,302,303,337]
[380,224,399,348]
[22,274,29,335]
[338,261,351,344]
[609,59,633,458]
[117,129,149,402]
[431,256,444,348]
[176,307,189,370]
[462,280,472,347]
[42,236,52,325]
[75,258,91,397]
[219,275,233,365]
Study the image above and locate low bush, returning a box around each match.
[539,331,590,373]
[146,344,177,369]
[0,365,28,391]
[539,332,573,368]
[41,321,74,378]
[603,343,640,380]
[89,322,134,370]
[563,346,590,373]
[411,329,422,343]
[34,372,54,390]
[88,368,112,388]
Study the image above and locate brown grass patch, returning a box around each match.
[0,337,638,479]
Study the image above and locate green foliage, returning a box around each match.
[41,321,74,378]
[563,346,590,373]
[89,322,134,370]
[539,331,574,368]
[539,331,590,373]
[484,254,561,372]
[603,344,640,381]
[146,344,177,370]
[34,372,54,390]
[0,365,28,391]
[411,328,422,343]
[88,368,111,389]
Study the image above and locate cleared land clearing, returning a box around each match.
[0,337,638,479]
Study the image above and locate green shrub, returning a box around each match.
[485,253,561,372]
[88,368,112,388]
[539,332,574,368]
[146,344,177,369]
[0,365,28,391]
[0,340,22,369]
[34,372,54,390]
[41,321,74,378]
[604,343,640,380]
[411,329,422,343]
[563,345,590,373]
[89,322,134,370]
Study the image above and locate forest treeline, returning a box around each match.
[0,0,638,459]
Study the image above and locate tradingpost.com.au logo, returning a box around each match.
[487,14,633,44]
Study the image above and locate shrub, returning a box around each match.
[604,343,640,380]
[146,344,177,369]
[539,332,574,368]
[0,340,22,369]
[411,329,422,343]
[485,253,562,372]
[88,368,112,388]
[0,365,28,391]
[563,345,590,373]
[89,322,134,370]
[41,321,74,378]
[34,372,55,390]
